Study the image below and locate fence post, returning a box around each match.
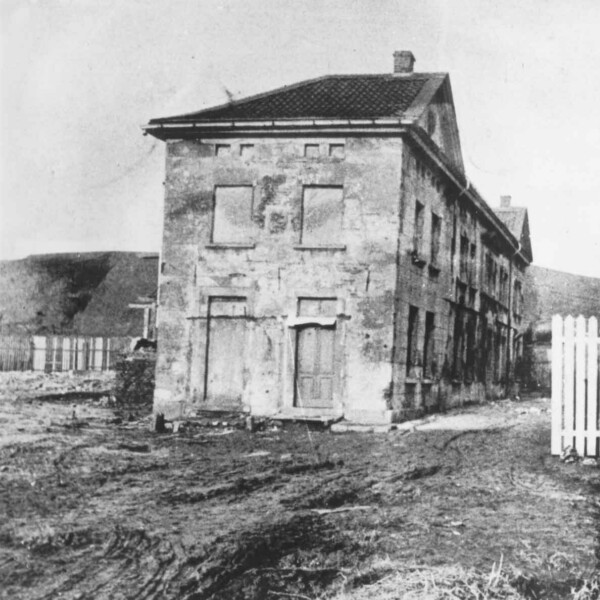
[551,315,563,455]
[62,338,70,371]
[32,336,46,371]
[575,316,587,455]
[563,316,575,451]
[93,337,103,371]
[588,317,599,456]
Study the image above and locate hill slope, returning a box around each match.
[0,252,157,336]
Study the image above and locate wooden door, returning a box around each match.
[295,325,335,408]
[205,297,246,407]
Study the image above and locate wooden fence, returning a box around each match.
[551,315,599,457]
[0,335,132,373]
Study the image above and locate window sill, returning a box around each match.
[294,244,346,251]
[405,378,434,385]
[205,243,256,250]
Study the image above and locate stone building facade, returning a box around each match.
[145,51,532,423]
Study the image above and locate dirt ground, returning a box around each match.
[0,372,598,600]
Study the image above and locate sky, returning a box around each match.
[1,0,600,277]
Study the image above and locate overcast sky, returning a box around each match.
[2,0,599,276]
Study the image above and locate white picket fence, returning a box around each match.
[551,315,599,457]
[0,335,132,373]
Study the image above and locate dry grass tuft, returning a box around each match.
[331,557,529,600]
[572,575,600,600]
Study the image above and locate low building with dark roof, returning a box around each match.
[145,51,532,423]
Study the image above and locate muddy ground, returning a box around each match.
[0,372,598,599]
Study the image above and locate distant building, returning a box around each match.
[145,51,532,423]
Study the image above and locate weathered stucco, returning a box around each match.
[155,136,404,421]
[154,131,529,423]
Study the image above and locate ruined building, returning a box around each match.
[144,51,532,423]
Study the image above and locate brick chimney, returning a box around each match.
[393,51,415,74]
[500,195,512,208]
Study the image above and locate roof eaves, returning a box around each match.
[142,118,408,140]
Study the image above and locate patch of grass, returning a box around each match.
[572,576,600,600]
[330,558,529,600]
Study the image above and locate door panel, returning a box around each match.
[206,318,245,406]
[206,297,247,407]
[295,326,335,408]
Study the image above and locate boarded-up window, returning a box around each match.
[297,298,337,317]
[301,186,343,245]
[212,186,253,243]
[209,297,248,317]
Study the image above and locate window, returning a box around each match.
[485,254,493,292]
[406,305,420,375]
[452,309,465,380]
[240,144,255,158]
[329,144,345,158]
[301,186,343,245]
[513,280,523,317]
[212,186,254,244]
[423,312,435,378]
[465,315,476,381]
[459,235,469,281]
[215,144,231,156]
[304,144,320,158]
[469,243,477,282]
[499,268,509,305]
[413,201,425,255]
[430,213,441,265]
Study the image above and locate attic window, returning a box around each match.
[240,144,255,158]
[329,144,345,158]
[427,110,436,135]
[216,144,231,157]
[304,144,320,158]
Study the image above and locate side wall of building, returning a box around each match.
[154,135,406,420]
[391,143,528,419]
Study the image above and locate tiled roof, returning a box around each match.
[493,208,526,240]
[149,74,440,124]
[494,206,533,262]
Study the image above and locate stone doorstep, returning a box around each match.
[330,422,397,433]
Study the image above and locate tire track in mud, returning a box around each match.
[18,460,348,600]
[160,459,340,506]
[178,513,358,600]
[33,526,183,600]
